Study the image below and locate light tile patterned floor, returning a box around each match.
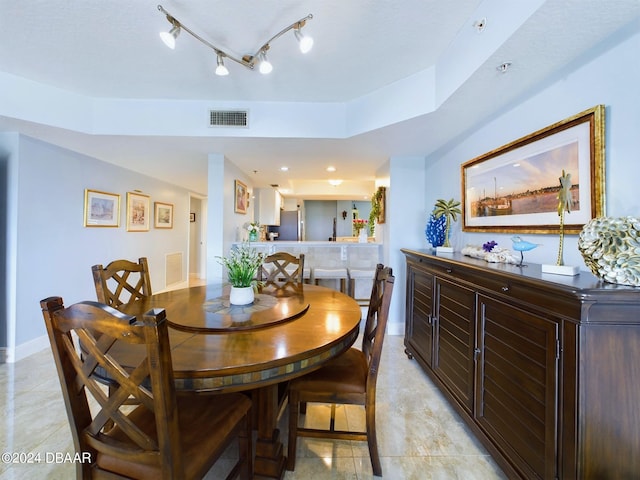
[0,335,506,479]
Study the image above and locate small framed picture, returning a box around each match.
[84,189,120,227]
[190,212,196,222]
[126,192,150,232]
[154,202,173,229]
[235,180,248,214]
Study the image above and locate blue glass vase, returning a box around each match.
[425,212,446,248]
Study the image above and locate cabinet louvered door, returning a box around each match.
[476,295,559,480]
[433,277,476,412]
[405,266,435,368]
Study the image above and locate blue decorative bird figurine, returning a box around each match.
[511,236,540,266]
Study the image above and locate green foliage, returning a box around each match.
[369,187,385,236]
[216,242,263,287]
[433,198,462,248]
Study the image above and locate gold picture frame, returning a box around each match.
[461,105,605,234]
[83,189,120,227]
[234,180,248,214]
[154,202,173,229]
[126,192,150,232]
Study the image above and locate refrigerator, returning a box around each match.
[273,210,300,240]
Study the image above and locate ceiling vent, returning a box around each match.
[209,110,249,128]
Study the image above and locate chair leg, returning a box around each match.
[240,414,253,480]
[366,404,382,476]
[287,391,299,471]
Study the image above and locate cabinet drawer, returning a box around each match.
[413,258,580,320]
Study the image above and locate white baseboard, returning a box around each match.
[8,335,50,363]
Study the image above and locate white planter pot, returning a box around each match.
[358,229,368,243]
[229,286,255,306]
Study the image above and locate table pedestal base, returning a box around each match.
[254,385,287,479]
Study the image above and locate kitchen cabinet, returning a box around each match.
[254,188,282,226]
[402,249,640,479]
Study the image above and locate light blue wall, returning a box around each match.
[3,134,191,360]
[387,156,426,334]
[206,154,256,283]
[424,20,640,269]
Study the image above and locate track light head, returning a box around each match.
[258,51,273,74]
[215,54,229,76]
[294,26,313,54]
[160,18,181,49]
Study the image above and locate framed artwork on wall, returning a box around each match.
[461,105,605,234]
[154,202,173,229]
[234,180,248,214]
[84,189,120,227]
[126,192,150,232]
[376,186,386,224]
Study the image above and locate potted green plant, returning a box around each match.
[216,242,263,305]
[433,198,462,253]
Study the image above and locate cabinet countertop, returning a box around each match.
[401,247,640,298]
[236,241,382,246]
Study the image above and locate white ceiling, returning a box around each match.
[1,0,639,198]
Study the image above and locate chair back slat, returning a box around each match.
[40,297,183,475]
[260,252,305,284]
[361,265,394,383]
[92,257,152,309]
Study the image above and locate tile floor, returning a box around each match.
[0,335,506,479]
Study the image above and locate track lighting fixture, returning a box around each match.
[215,54,229,76]
[258,51,273,75]
[160,21,180,49]
[157,5,313,75]
[294,27,313,53]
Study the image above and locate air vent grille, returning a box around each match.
[209,110,249,128]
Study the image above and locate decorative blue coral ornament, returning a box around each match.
[425,210,446,248]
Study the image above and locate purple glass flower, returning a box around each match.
[482,240,497,252]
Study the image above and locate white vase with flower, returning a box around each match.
[216,242,263,305]
[245,221,260,242]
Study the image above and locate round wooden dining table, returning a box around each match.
[121,281,362,479]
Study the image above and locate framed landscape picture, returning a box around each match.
[126,192,150,232]
[462,105,605,234]
[84,189,120,227]
[154,202,173,229]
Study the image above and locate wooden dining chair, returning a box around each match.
[259,252,305,283]
[287,264,394,477]
[40,296,253,480]
[92,257,152,309]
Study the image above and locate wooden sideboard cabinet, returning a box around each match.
[402,249,640,480]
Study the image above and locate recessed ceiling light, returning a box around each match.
[326,166,336,172]
[280,166,289,171]
[473,18,487,33]
[328,179,343,186]
[496,62,512,73]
